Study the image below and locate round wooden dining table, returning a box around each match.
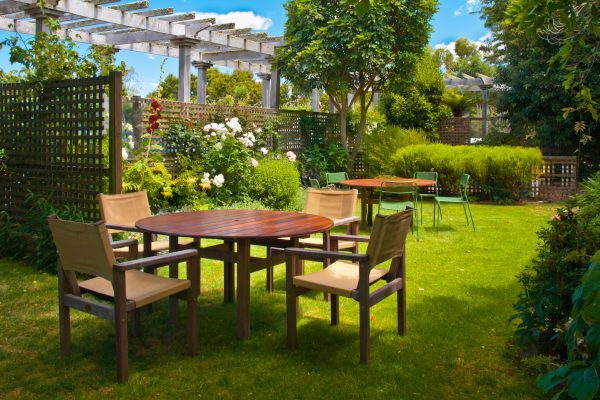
[136,209,333,339]
[340,178,436,226]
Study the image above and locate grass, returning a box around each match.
[0,201,557,399]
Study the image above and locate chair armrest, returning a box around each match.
[330,234,370,243]
[332,216,360,227]
[111,238,138,249]
[272,247,368,263]
[106,223,145,233]
[114,249,198,271]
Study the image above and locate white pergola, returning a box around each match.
[0,0,285,107]
[444,73,494,134]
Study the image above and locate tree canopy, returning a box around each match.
[278,0,437,160]
[433,37,495,77]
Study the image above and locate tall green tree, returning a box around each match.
[278,0,437,162]
[433,37,495,77]
[480,0,600,164]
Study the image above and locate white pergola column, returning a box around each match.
[192,61,212,104]
[269,64,281,109]
[329,95,336,113]
[372,92,380,108]
[171,39,198,102]
[23,3,63,35]
[311,88,320,112]
[256,73,271,108]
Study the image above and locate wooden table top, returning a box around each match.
[136,209,333,240]
[341,178,436,188]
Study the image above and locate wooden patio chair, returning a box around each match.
[48,215,199,383]
[276,209,413,363]
[97,191,195,258]
[266,188,359,292]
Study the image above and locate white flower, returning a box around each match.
[286,151,296,162]
[128,140,135,150]
[214,142,223,151]
[202,172,210,181]
[212,173,225,188]
[203,124,211,132]
[260,147,268,155]
[210,132,216,137]
[121,147,128,160]
[226,117,243,133]
[123,123,133,132]
[250,158,258,168]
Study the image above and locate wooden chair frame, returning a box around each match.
[51,216,199,383]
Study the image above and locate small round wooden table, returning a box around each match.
[341,178,436,226]
[136,209,333,339]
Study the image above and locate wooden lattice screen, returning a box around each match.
[133,97,342,155]
[0,72,122,221]
[533,156,578,200]
[439,117,472,145]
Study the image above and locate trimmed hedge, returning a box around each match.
[391,144,543,200]
[249,159,302,210]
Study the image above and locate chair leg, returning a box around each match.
[398,287,406,336]
[287,285,298,349]
[115,304,128,383]
[359,299,370,364]
[266,266,274,292]
[330,294,339,325]
[462,203,470,226]
[187,288,198,356]
[466,202,476,231]
[59,302,71,357]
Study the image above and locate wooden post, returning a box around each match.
[108,71,123,194]
[172,39,197,102]
[257,73,271,108]
[270,64,280,109]
[311,88,320,112]
[192,61,212,104]
[131,96,143,146]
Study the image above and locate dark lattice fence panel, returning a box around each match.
[0,74,121,221]
[532,156,578,200]
[439,117,471,145]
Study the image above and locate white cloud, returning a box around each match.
[454,7,463,16]
[148,54,155,60]
[194,11,272,30]
[466,0,481,13]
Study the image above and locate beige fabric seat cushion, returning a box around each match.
[113,238,194,258]
[79,270,191,308]
[299,237,356,250]
[293,261,388,297]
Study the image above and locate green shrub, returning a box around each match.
[0,194,84,272]
[362,125,429,176]
[248,159,301,210]
[513,173,600,356]
[538,251,600,400]
[298,143,349,185]
[390,144,543,200]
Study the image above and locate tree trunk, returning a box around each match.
[339,96,348,151]
[350,91,368,170]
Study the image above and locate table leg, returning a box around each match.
[169,235,179,324]
[236,239,251,339]
[224,240,235,303]
[367,188,374,226]
[194,237,201,294]
[360,188,367,227]
[291,237,301,317]
[143,232,154,313]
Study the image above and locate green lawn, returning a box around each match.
[0,202,556,399]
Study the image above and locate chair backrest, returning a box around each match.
[309,178,321,189]
[304,188,358,221]
[366,209,413,268]
[379,180,417,211]
[48,216,116,282]
[97,191,151,234]
[325,172,348,186]
[459,174,471,200]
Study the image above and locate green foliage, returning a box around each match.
[1,18,127,84]
[298,143,349,185]
[279,0,437,157]
[362,125,429,176]
[391,144,543,200]
[0,194,83,272]
[248,159,302,210]
[123,155,173,211]
[538,252,600,400]
[380,48,452,137]
[433,37,495,77]
[513,173,600,357]
[0,148,6,173]
[442,89,478,117]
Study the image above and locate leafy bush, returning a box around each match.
[513,173,600,356]
[298,143,349,186]
[0,194,84,272]
[248,159,301,210]
[390,144,543,200]
[362,125,429,176]
[538,251,600,400]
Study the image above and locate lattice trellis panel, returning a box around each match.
[0,75,120,221]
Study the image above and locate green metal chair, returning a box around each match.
[378,180,419,240]
[325,172,349,188]
[413,171,438,226]
[309,178,321,188]
[433,174,475,231]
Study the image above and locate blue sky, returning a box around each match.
[0,0,489,95]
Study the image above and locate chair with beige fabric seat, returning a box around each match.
[266,188,359,292]
[277,209,413,363]
[48,215,199,383]
[97,191,195,258]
